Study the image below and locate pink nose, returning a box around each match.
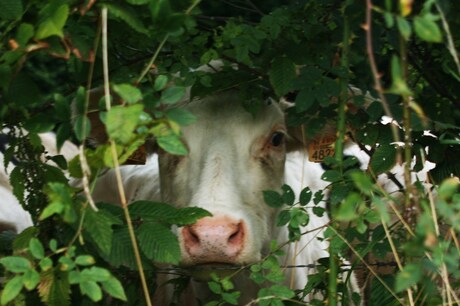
[182,216,245,263]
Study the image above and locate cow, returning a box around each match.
[87,88,361,305]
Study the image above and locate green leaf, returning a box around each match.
[75,255,95,266]
[396,16,411,40]
[166,108,196,126]
[395,263,423,292]
[299,187,312,206]
[23,269,40,290]
[1,275,23,305]
[414,15,442,43]
[105,3,148,34]
[80,281,103,302]
[83,207,121,257]
[106,227,137,269]
[81,267,111,282]
[73,115,91,142]
[269,57,296,96]
[350,171,374,196]
[268,285,295,299]
[0,0,23,20]
[222,292,240,305]
[29,238,45,260]
[35,5,69,40]
[154,75,168,91]
[263,190,284,208]
[137,222,181,264]
[369,144,397,175]
[321,169,342,183]
[281,184,295,206]
[336,192,361,221]
[16,23,34,47]
[0,256,31,273]
[129,201,211,225]
[294,88,316,112]
[38,269,70,306]
[101,277,127,301]
[160,86,186,105]
[389,55,412,96]
[151,123,188,155]
[126,0,150,4]
[112,83,142,104]
[106,104,144,144]
[277,210,290,226]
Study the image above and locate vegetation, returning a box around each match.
[1,0,459,305]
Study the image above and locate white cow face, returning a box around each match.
[158,92,288,266]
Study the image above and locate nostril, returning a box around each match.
[183,226,200,246]
[227,222,244,245]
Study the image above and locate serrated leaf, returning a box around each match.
[105,3,148,34]
[269,57,296,96]
[112,83,142,104]
[29,238,45,259]
[129,201,211,225]
[0,256,31,273]
[101,276,127,301]
[83,207,121,257]
[106,104,143,144]
[105,227,139,269]
[0,0,23,20]
[263,190,284,208]
[395,263,422,292]
[80,281,102,302]
[295,88,315,112]
[23,269,40,290]
[35,5,69,40]
[369,144,397,175]
[16,23,34,47]
[137,222,181,264]
[38,269,70,306]
[414,15,442,43]
[1,275,23,305]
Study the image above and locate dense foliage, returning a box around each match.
[1,0,459,305]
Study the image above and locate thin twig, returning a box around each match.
[101,7,153,306]
[364,0,401,144]
[135,0,201,86]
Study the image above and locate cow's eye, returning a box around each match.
[270,132,285,147]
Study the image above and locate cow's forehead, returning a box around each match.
[183,93,285,137]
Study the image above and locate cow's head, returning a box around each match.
[158,92,290,266]
[84,87,309,267]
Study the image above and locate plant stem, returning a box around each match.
[101,7,153,306]
[135,0,202,85]
[329,3,351,305]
